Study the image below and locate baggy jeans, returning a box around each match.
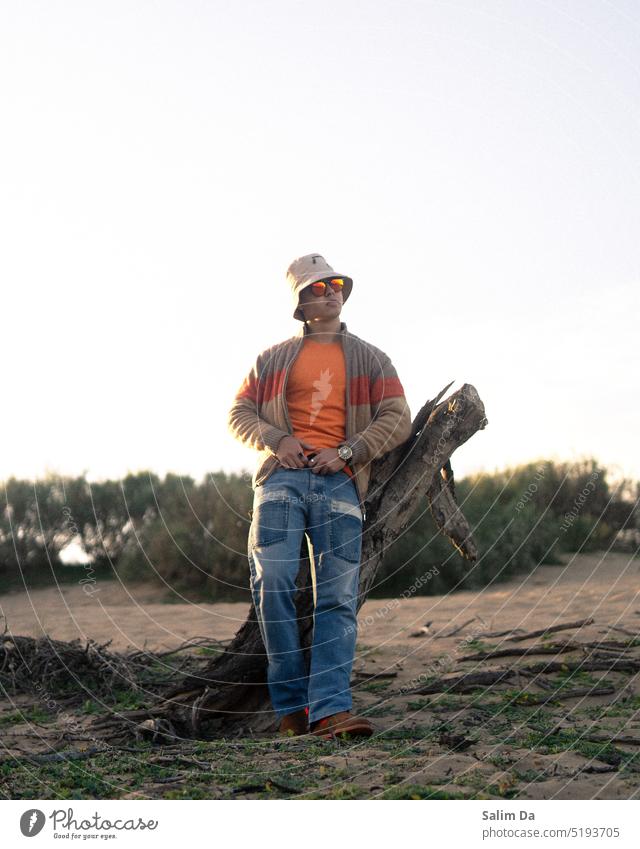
[247,467,363,724]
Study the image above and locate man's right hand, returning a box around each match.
[275,436,317,469]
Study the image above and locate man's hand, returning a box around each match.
[309,447,347,475]
[275,436,317,469]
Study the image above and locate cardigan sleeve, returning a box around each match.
[227,356,290,455]
[342,353,412,463]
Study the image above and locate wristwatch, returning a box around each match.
[337,444,353,462]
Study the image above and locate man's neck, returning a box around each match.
[303,317,342,344]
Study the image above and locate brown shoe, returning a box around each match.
[278,708,309,736]
[309,711,374,740]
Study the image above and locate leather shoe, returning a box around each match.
[278,708,309,736]
[309,710,374,740]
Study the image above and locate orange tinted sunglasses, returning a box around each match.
[308,278,345,297]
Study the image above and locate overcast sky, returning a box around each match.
[1,0,638,486]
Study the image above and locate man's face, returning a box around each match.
[298,279,344,322]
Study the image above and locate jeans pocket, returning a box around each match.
[329,498,363,563]
[252,491,290,548]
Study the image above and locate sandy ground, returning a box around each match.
[1,551,639,653]
[2,551,640,800]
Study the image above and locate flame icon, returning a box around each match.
[310,368,333,425]
[20,809,45,837]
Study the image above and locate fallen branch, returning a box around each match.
[576,764,619,775]
[505,618,594,642]
[0,746,111,766]
[434,618,477,639]
[459,638,640,662]
[482,628,528,639]
[581,640,638,652]
[605,625,640,638]
[150,637,232,659]
[232,778,302,795]
[399,669,516,696]
[351,670,398,682]
[457,640,582,661]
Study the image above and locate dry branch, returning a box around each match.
[457,641,583,661]
[434,618,477,639]
[505,618,594,642]
[482,628,528,639]
[606,625,640,638]
[508,685,616,706]
[400,669,517,696]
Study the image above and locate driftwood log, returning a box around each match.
[100,381,488,740]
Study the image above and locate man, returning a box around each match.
[227,253,412,739]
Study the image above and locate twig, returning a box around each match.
[457,640,581,661]
[399,669,515,696]
[352,670,398,682]
[576,764,618,775]
[482,628,528,639]
[151,637,232,659]
[584,639,638,650]
[433,618,477,639]
[505,618,594,642]
[232,778,302,795]
[4,747,108,765]
[605,625,640,638]
[530,677,557,691]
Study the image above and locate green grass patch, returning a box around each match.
[382,784,470,800]
[0,706,54,726]
[358,680,392,693]
[523,727,640,771]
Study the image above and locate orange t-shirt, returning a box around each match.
[285,338,354,479]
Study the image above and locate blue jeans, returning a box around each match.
[248,467,363,724]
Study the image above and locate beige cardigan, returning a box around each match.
[227,321,412,518]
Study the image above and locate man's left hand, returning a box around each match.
[308,447,346,475]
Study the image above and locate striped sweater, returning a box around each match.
[227,321,412,518]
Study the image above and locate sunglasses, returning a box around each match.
[306,278,345,297]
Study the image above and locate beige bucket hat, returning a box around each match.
[287,253,353,322]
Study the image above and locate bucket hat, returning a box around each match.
[287,253,353,322]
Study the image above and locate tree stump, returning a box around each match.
[102,382,487,741]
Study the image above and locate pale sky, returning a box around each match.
[1,1,638,487]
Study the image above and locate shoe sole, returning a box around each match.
[309,724,374,740]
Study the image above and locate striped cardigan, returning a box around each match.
[227,321,412,518]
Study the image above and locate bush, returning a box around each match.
[2,458,637,600]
